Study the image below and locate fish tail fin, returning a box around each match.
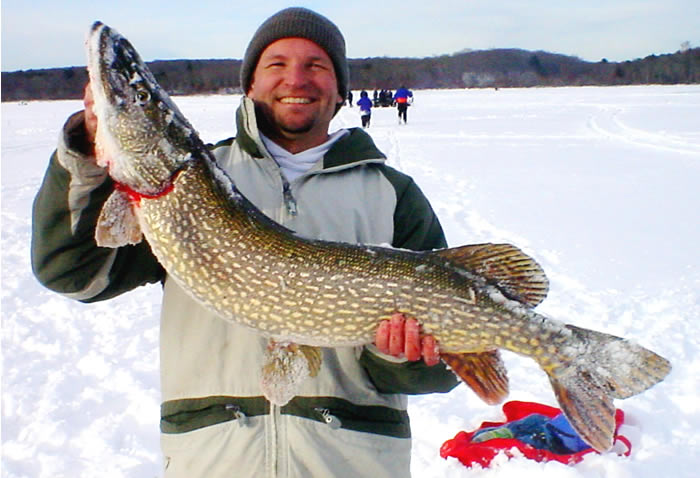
[546,325,671,452]
[440,350,509,405]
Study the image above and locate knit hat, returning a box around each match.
[240,7,348,100]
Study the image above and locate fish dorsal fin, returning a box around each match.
[435,243,549,307]
[95,189,143,248]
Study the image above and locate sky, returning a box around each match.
[1,0,698,72]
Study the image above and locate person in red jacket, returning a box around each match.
[394,86,413,124]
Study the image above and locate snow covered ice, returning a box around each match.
[3,85,699,477]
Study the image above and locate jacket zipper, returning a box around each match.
[315,407,342,429]
[225,404,248,426]
[267,403,280,478]
[281,179,297,216]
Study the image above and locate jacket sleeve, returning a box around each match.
[31,111,165,303]
[359,165,459,394]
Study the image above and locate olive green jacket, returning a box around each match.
[32,97,458,478]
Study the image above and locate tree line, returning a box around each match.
[2,47,698,102]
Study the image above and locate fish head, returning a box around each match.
[87,22,196,196]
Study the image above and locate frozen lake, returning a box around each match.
[2,85,699,477]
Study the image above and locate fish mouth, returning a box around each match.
[88,22,128,106]
[87,21,154,108]
[90,20,105,36]
[85,21,200,196]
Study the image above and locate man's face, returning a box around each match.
[248,37,343,152]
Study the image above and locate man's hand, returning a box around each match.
[83,83,98,150]
[375,312,440,366]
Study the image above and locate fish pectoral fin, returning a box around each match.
[440,350,509,405]
[261,341,323,406]
[298,344,323,378]
[435,243,549,308]
[95,189,143,247]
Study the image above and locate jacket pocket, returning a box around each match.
[161,396,268,434]
[161,418,266,478]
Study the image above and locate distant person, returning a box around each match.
[347,89,353,106]
[357,90,372,128]
[378,89,387,107]
[394,86,413,124]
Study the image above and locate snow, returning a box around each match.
[3,85,700,477]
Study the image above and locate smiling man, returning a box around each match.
[246,37,342,152]
[31,7,458,477]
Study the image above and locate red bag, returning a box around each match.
[440,401,631,468]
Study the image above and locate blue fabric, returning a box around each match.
[393,87,412,100]
[471,413,591,455]
[357,96,372,113]
[507,414,552,450]
[546,414,591,453]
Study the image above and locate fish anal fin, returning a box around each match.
[441,350,509,405]
[95,189,143,247]
[435,243,549,308]
[261,341,323,406]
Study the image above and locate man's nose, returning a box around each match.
[282,64,310,87]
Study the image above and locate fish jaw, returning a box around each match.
[86,21,195,196]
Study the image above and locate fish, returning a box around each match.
[86,21,671,453]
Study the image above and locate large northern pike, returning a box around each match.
[86,21,671,452]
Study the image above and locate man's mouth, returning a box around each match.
[280,97,312,105]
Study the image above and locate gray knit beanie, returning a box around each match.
[240,7,348,100]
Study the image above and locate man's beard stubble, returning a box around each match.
[254,102,315,139]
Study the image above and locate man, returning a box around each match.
[31,7,458,477]
[394,85,414,124]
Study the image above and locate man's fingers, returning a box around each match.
[376,313,440,365]
[421,335,440,366]
[83,83,98,145]
[375,320,390,354]
[388,313,405,357]
[404,318,421,361]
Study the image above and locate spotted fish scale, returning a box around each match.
[140,160,558,352]
[87,21,671,453]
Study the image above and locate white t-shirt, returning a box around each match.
[260,130,350,181]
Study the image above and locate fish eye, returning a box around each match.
[135,89,151,105]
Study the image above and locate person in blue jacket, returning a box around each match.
[357,90,373,128]
[394,86,413,124]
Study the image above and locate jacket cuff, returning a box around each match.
[57,111,108,191]
[363,344,408,364]
[63,110,95,157]
[359,346,459,395]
